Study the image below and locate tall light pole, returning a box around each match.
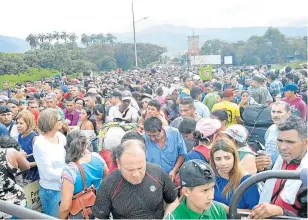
[132,0,147,68]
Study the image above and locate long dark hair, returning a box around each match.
[93,104,105,124]
[82,107,97,135]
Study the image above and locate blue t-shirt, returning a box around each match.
[62,153,105,194]
[214,175,259,209]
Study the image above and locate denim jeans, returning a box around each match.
[39,186,61,218]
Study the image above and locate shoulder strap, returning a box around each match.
[75,162,87,191]
[8,122,14,134]
[192,145,210,162]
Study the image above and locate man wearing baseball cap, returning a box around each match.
[282,84,307,120]
[165,160,227,219]
[212,89,243,126]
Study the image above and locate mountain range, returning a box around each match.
[1,23,307,54]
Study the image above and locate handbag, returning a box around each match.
[68,162,96,219]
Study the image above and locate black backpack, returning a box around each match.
[242,104,273,127]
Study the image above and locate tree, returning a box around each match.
[45,33,53,43]
[106,33,117,44]
[53,31,61,43]
[37,34,45,43]
[26,34,39,49]
[81,34,90,47]
[61,32,68,42]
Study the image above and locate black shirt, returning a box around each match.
[93,163,177,219]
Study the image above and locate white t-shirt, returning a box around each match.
[33,132,66,191]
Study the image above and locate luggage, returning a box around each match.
[242,104,273,127]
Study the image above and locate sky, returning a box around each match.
[1,0,307,39]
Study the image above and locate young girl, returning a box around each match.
[210,138,260,211]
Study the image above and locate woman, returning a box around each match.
[74,98,85,112]
[0,136,30,219]
[238,90,258,116]
[210,138,260,211]
[211,109,228,134]
[33,108,66,217]
[7,98,20,120]
[16,110,40,181]
[93,104,105,131]
[59,130,108,219]
[79,107,98,152]
[185,118,221,163]
[216,92,223,103]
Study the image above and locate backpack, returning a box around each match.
[192,145,210,162]
[242,104,273,127]
[98,122,137,151]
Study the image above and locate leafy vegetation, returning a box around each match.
[0,32,166,76]
[200,27,307,65]
[2,68,58,87]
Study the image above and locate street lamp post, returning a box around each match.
[132,0,147,68]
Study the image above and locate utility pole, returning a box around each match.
[132,0,138,67]
[193,28,196,66]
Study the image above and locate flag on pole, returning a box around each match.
[200,65,213,81]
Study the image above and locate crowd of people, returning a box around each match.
[0,64,307,219]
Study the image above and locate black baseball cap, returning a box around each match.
[107,90,122,98]
[179,159,215,187]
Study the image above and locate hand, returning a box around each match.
[255,155,271,171]
[169,169,177,182]
[249,203,283,219]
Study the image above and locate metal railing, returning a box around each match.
[229,170,302,219]
[0,200,55,219]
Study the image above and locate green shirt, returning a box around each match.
[165,198,227,219]
[203,91,219,111]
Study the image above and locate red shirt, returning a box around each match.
[271,161,301,215]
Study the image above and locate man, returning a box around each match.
[144,116,187,181]
[63,98,79,126]
[250,75,268,105]
[43,81,53,95]
[203,82,222,111]
[190,87,210,118]
[93,140,179,219]
[178,74,193,100]
[230,76,243,93]
[178,118,196,152]
[268,72,283,100]
[34,80,43,93]
[282,84,307,120]
[27,100,39,111]
[108,91,139,123]
[259,101,291,170]
[212,89,243,126]
[52,74,64,88]
[45,92,65,120]
[0,95,8,106]
[0,82,11,98]
[108,90,122,106]
[250,116,307,219]
[171,98,202,129]
[140,99,168,126]
[165,160,227,220]
[0,106,18,140]
[84,92,97,120]
[54,88,66,110]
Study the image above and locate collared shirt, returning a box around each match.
[144,126,187,173]
[108,104,139,123]
[63,109,80,126]
[194,100,210,118]
[165,198,227,219]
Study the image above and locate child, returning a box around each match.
[166,159,227,219]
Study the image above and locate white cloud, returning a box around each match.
[1,0,307,39]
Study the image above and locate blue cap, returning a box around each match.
[282,84,298,93]
[0,123,8,136]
